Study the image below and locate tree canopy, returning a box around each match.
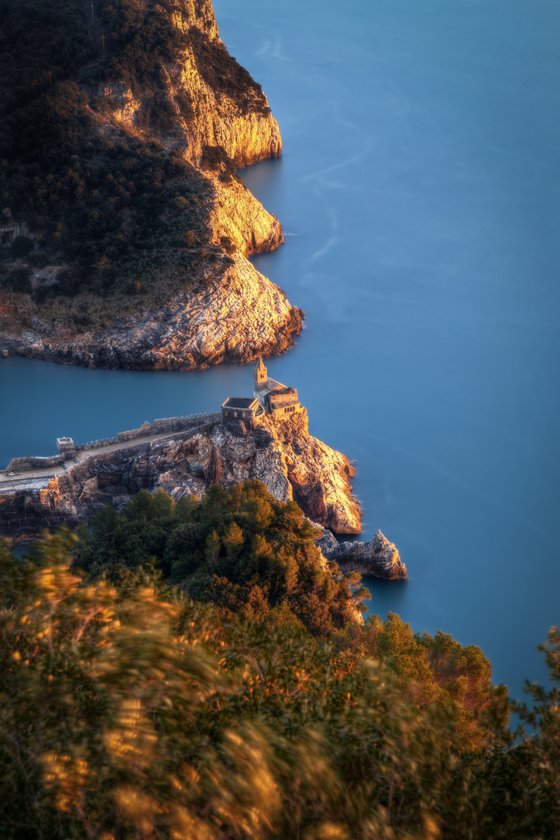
[75,482,370,636]
[2,481,557,838]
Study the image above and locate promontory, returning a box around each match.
[0,0,302,369]
[0,360,407,580]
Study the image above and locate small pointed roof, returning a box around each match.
[256,356,267,372]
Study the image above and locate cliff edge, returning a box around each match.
[0,0,301,368]
[0,411,361,539]
[156,410,362,534]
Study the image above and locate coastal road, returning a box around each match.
[0,416,220,495]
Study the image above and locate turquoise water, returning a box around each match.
[2,0,559,695]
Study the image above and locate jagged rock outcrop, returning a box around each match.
[156,411,361,533]
[0,254,302,369]
[0,0,301,369]
[211,177,284,257]
[318,529,408,581]
[0,411,361,539]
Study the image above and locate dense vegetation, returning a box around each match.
[0,0,261,311]
[1,483,558,838]
[0,0,209,304]
[75,482,370,635]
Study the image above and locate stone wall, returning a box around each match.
[74,413,219,451]
[5,453,71,473]
[270,403,304,420]
[3,414,220,472]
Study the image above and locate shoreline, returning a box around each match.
[0,367,363,541]
[0,394,406,581]
[0,0,303,372]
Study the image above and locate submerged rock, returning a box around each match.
[319,529,408,581]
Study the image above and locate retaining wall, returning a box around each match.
[3,413,221,474]
[73,413,220,451]
[6,453,72,474]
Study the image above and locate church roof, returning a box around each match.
[222,396,259,410]
[256,378,292,397]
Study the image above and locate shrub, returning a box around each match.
[0,529,525,839]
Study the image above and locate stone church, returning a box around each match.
[221,358,301,432]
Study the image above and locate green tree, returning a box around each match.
[0,534,516,839]
[223,521,244,561]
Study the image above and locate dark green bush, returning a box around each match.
[75,482,367,635]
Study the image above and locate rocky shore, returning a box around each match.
[0,0,302,369]
[0,254,303,370]
[0,385,409,580]
[0,409,361,540]
[317,529,408,581]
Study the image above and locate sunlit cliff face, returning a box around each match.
[0,402,360,538]
[0,0,300,370]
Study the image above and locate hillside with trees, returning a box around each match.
[0,0,298,367]
[0,0,211,298]
[75,482,369,635]
[1,483,558,838]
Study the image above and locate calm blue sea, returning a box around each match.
[2,0,559,696]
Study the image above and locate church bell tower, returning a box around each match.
[254,357,268,391]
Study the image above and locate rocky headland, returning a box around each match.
[0,353,410,579]
[318,528,408,581]
[0,408,362,541]
[0,253,302,370]
[0,0,302,369]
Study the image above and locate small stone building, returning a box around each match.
[221,359,302,432]
[0,212,20,247]
[253,358,301,418]
[221,397,262,433]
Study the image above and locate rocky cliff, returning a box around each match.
[0,410,361,539]
[0,253,301,370]
[156,410,362,533]
[318,528,408,581]
[0,0,301,369]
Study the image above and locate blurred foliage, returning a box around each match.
[0,520,556,838]
[74,482,510,752]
